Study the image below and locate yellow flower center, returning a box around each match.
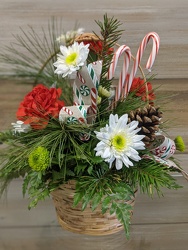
[112,133,127,151]
[65,52,78,65]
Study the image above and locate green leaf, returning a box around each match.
[91,192,103,211]
[90,156,104,164]
[28,198,38,210]
[114,202,132,239]
[28,188,50,209]
[101,196,112,214]
[87,165,93,175]
[73,192,83,207]
[22,172,31,196]
[81,195,91,211]
[109,201,116,215]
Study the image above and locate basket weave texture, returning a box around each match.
[51,180,137,236]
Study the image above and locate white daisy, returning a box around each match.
[11,120,31,134]
[94,114,145,170]
[53,42,89,77]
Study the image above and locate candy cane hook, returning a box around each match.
[108,45,131,102]
[127,32,160,93]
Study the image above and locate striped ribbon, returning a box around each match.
[90,88,97,114]
[61,107,73,116]
[87,63,100,89]
[59,105,89,124]
[76,105,87,119]
[77,71,86,84]
[73,82,85,105]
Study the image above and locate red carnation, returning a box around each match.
[83,40,103,53]
[129,77,155,102]
[17,84,65,129]
[82,40,114,54]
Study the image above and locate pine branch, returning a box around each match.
[114,92,147,116]
[0,18,63,86]
[95,14,123,90]
[124,159,182,196]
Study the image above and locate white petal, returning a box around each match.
[132,141,145,150]
[109,114,117,128]
[127,120,139,131]
[108,157,115,168]
[115,158,123,170]
[122,155,133,167]
[117,114,128,129]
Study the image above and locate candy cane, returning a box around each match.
[127,32,160,93]
[108,45,131,102]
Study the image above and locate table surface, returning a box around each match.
[0,78,188,250]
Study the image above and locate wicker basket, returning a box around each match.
[51,180,137,236]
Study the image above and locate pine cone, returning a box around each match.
[128,105,163,145]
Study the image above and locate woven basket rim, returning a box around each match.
[74,32,101,42]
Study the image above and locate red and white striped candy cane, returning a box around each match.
[127,32,160,93]
[108,45,131,102]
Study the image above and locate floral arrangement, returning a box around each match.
[0,14,187,238]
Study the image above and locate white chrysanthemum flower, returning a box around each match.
[53,42,89,77]
[94,114,145,170]
[11,120,31,134]
[56,28,84,44]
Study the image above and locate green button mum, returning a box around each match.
[28,146,50,171]
[174,136,186,152]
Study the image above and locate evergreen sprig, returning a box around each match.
[0,18,64,86]
[0,18,79,105]
[123,159,182,196]
[114,91,147,116]
[95,14,123,116]
[95,14,123,90]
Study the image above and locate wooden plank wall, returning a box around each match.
[0,0,188,78]
[0,1,188,249]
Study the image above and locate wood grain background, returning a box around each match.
[0,1,188,249]
[1,0,188,78]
